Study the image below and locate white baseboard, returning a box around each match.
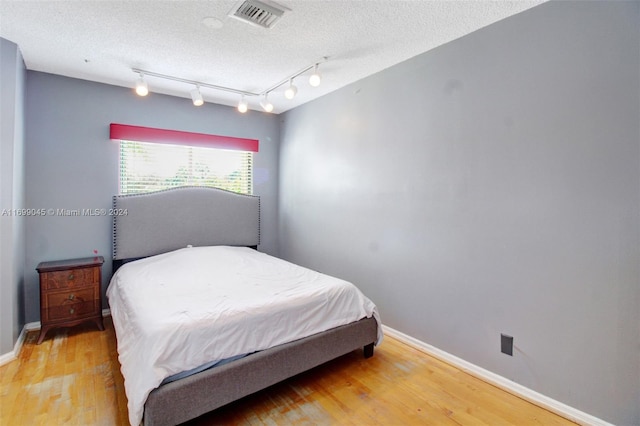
[382,325,613,426]
[0,352,16,366]
[0,326,26,367]
[0,309,112,367]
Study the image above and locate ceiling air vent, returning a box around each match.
[229,0,287,29]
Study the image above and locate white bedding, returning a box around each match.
[107,246,381,426]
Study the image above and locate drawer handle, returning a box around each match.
[69,308,75,314]
[68,294,75,300]
[68,274,74,280]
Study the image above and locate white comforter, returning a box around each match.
[107,246,381,426]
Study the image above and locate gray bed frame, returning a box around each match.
[111,186,378,426]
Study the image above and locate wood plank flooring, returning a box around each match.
[0,317,576,425]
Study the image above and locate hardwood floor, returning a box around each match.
[0,317,576,425]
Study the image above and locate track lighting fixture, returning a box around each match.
[131,56,327,112]
[135,73,149,96]
[284,79,298,100]
[309,64,321,87]
[260,94,274,112]
[238,95,248,113]
[190,86,204,106]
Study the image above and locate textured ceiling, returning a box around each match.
[0,0,545,114]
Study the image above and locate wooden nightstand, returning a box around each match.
[36,256,105,344]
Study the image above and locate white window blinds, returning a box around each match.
[119,140,253,195]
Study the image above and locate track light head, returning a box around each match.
[309,64,321,87]
[190,86,204,106]
[260,94,274,113]
[284,79,298,100]
[135,74,149,96]
[238,95,248,113]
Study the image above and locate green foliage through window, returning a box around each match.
[119,140,252,195]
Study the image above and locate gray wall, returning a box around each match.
[24,72,280,324]
[0,38,26,354]
[279,2,639,425]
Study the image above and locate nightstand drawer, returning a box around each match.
[41,267,99,290]
[44,288,99,322]
[46,300,99,322]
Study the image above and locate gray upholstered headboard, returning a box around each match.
[112,186,260,262]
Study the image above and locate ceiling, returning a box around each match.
[0,0,545,114]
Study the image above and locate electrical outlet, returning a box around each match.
[501,334,513,356]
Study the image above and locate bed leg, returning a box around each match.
[363,343,374,359]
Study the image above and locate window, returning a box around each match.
[111,123,258,196]
[119,140,253,195]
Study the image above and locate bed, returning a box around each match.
[107,186,381,426]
